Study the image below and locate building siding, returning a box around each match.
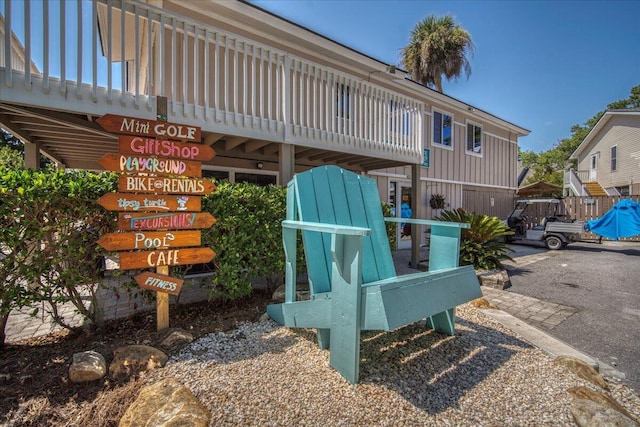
[577,114,640,192]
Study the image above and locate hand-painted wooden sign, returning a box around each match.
[117,212,217,230]
[118,247,215,270]
[99,154,202,177]
[97,230,201,251]
[98,193,201,212]
[97,114,201,142]
[135,272,184,296]
[118,136,215,161]
[118,175,216,195]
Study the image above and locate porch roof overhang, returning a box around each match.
[0,103,410,173]
[516,181,562,197]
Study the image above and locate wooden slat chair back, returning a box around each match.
[267,166,482,383]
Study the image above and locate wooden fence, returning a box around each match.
[520,196,640,242]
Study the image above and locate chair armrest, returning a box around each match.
[383,217,470,229]
[282,220,372,236]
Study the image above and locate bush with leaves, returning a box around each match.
[436,208,513,270]
[0,168,117,346]
[200,181,293,299]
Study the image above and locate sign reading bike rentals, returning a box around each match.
[96,114,216,293]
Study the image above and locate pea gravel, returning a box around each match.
[152,304,640,426]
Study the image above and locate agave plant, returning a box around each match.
[436,208,514,270]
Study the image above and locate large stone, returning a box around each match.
[159,328,194,349]
[554,356,609,390]
[69,350,107,383]
[272,282,310,302]
[570,398,637,427]
[109,345,168,380]
[477,269,511,290]
[568,386,639,424]
[119,378,211,427]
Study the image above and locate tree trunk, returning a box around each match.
[0,311,9,349]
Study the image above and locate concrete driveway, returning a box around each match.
[502,240,640,393]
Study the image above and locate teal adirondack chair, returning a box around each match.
[267,166,482,383]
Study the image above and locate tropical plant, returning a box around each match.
[429,193,446,210]
[400,14,474,93]
[436,208,513,270]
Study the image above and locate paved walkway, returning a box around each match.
[481,287,578,331]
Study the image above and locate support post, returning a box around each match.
[156,265,170,331]
[410,164,421,268]
[279,143,295,185]
[24,141,41,170]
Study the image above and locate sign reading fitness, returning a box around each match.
[96,114,216,295]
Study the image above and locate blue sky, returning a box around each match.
[251,0,640,153]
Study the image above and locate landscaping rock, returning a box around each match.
[570,398,637,427]
[568,386,639,424]
[476,269,511,290]
[68,350,107,383]
[109,345,168,380]
[159,328,194,349]
[272,282,310,302]
[119,378,211,427]
[470,297,498,309]
[554,356,609,390]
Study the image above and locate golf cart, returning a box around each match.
[505,198,585,250]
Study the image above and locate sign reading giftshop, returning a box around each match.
[118,136,215,161]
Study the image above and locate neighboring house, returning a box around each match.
[1,0,529,247]
[565,109,640,197]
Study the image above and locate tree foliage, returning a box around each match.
[520,85,640,186]
[400,14,474,93]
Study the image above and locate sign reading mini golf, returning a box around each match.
[96,114,215,330]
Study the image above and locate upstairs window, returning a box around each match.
[433,110,453,148]
[466,122,483,155]
[611,145,617,172]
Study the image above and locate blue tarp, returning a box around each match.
[585,199,640,240]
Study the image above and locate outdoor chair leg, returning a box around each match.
[427,308,455,336]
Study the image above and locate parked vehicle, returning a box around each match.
[505,198,585,250]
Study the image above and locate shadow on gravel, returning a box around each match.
[356,317,533,415]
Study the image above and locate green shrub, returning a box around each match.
[0,168,118,346]
[200,181,290,300]
[436,208,514,270]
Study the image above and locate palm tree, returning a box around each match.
[401,15,474,93]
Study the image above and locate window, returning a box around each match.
[433,110,453,148]
[611,146,617,172]
[466,122,482,155]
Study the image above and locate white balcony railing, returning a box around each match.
[0,0,423,164]
[564,169,588,196]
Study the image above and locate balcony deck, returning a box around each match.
[0,0,423,173]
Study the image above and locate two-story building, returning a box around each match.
[565,109,640,197]
[1,0,529,255]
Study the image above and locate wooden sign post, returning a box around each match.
[97,114,215,331]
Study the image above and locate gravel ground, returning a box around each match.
[154,304,640,426]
